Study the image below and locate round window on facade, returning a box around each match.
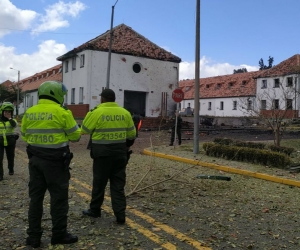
[133,63,142,73]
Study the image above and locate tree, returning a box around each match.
[0,83,22,105]
[240,75,297,146]
[259,56,274,70]
[233,68,248,74]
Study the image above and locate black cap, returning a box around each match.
[100,89,116,99]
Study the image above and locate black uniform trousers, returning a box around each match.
[27,156,69,240]
[170,127,182,144]
[90,155,127,219]
[0,143,15,177]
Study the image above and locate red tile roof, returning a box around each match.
[19,64,62,92]
[57,23,181,63]
[257,54,300,78]
[180,54,300,100]
[180,71,261,99]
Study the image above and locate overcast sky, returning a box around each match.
[1,0,300,83]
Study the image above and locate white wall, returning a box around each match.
[62,50,179,117]
[181,97,253,117]
[18,90,38,115]
[256,74,299,114]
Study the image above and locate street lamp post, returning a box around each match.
[106,0,119,89]
[9,67,20,117]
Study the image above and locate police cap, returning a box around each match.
[100,89,116,100]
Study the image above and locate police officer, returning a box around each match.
[132,112,141,137]
[0,102,18,181]
[169,111,182,146]
[21,81,81,248]
[81,89,136,224]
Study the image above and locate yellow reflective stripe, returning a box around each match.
[127,126,135,131]
[26,128,65,133]
[65,124,79,134]
[81,125,92,133]
[95,128,127,132]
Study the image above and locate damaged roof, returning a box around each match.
[180,54,300,100]
[19,64,62,92]
[180,71,261,99]
[257,54,300,78]
[57,23,181,63]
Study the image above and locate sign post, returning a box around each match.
[171,88,184,146]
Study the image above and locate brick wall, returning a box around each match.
[66,104,90,119]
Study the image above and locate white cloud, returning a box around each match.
[179,56,259,80]
[32,1,86,33]
[0,40,67,83]
[0,0,37,38]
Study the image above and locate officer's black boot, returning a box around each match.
[26,237,41,248]
[51,232,78,245]
[9,168,14,175]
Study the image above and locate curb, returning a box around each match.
[143,149,300,188]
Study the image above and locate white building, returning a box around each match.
[179,54,300,125]
[57,23,181,118]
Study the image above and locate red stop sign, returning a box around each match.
[172,88,184,102]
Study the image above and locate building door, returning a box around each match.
[124,90,146,117]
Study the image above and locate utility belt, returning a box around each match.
[0,134,19,140]
[26,145,73,170]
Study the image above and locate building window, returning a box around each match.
[65,61,69,73]
[220,101,224,110]
[71,88,75,104]
[80,54,85,68]
[261,80,267,89]
[72,57,76,70]
[261,100,266,110]
[242,80,247,85]
[273,99,279,110]
[287,77,293,87]
[79,87,84,103]
[206,84,209,88]
[208,102,212,110]
[274,78,280,88]
[217,83,221,89]
[132,63,141,73]
[247,99,253,110]
[229,82,233,88]
[233,101,237,110]
[286,99,293,110]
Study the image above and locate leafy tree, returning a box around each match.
[240,76,295,146]
[233,68,248,74]
[259,56,274,70]
[0,84,22,104]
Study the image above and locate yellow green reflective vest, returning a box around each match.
[81,102,136,144]
[0,119,17,146]
[21,99,81,148]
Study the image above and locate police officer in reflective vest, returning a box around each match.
[0,102,18,181]
[81,89,136,224]
[21,81,81,248]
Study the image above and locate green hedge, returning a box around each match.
[213,137,294,155]
[203,142,291,169]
